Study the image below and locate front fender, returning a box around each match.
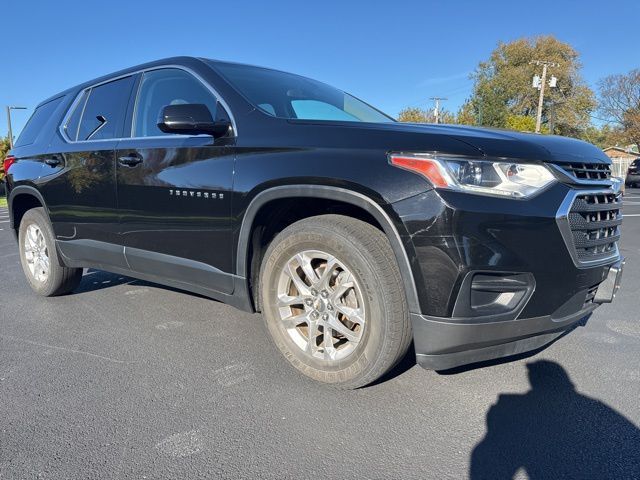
[235,184,421,313]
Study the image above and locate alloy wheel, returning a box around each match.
[276,250,366,361]
[23,223,50,283]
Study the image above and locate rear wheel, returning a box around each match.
[18,208,83,296]
[259,214,412,389]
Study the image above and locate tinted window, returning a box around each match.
[212,61,393,123]
[133,69,218,137]
[64,90,89,141]
[14,96,64,147]
[291,100,359,121]
[77,76,134,141]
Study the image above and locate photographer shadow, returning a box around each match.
[470,360,640,479]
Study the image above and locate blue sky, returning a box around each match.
[2,0,638,137]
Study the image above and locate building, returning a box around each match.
[603,146,639,178]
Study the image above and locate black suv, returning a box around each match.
[626,158,640,187]
[4,57,624,388]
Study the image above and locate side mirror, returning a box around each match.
[157,103,231,137]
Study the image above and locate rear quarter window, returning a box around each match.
[77,76,135,141]
[14,96,65,147]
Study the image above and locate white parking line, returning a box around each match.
[623,214,640,217]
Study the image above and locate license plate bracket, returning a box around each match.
[594,259,625,303]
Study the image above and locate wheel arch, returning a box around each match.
[236,185,420,313]
[7,185,48,233]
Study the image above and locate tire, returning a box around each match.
[259,214,412,389]
[18,207,83,297]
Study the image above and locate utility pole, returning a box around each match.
[429,97,448,124]
[530,60,559,134]
[6,106,27,149]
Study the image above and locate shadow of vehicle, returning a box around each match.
[73,269,214,302]
[364,320,589,387]
[470,360,640,479]
[73,269,143,294]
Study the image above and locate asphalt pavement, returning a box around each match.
[0,192,639,479]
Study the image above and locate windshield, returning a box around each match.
[212,62,394,123]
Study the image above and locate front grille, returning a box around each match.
[568,192,622,263]
[559,163,611,181]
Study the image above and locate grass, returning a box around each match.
[0,197,7,208]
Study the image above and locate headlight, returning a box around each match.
[389,153,556,199]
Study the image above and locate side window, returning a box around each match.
[77,76,134,141]
[14,96,64,147]
[64,90,89,141]
[133,69,218,137]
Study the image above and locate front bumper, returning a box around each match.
[391,182,624,370]
[412,258,624,370]
[413,259,623,369]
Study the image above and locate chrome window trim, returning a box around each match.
[67,89,90,141]
[555,184,622,269]
[58,64,238,143]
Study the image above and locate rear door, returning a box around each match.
[40,75,136,268]
[115,67,235,294]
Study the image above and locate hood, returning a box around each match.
[425,124,610,165]
[350,122,611,165]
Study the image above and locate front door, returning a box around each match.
[115,68,235,294]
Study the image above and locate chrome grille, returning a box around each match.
[568,192,622,263]
[558,163,611,181]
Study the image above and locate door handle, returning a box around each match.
[118,154,143,167]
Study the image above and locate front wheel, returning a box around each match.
[18,207,83,296]
[259,215,412,389]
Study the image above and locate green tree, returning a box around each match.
[0,136,11,182]
[598,69,640,151]
[397,107,430,123]
[506,114,548,133]
[398,106,455,124]
[460,35,596,136]
[580,124,627,150]
[456,100,478,125]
